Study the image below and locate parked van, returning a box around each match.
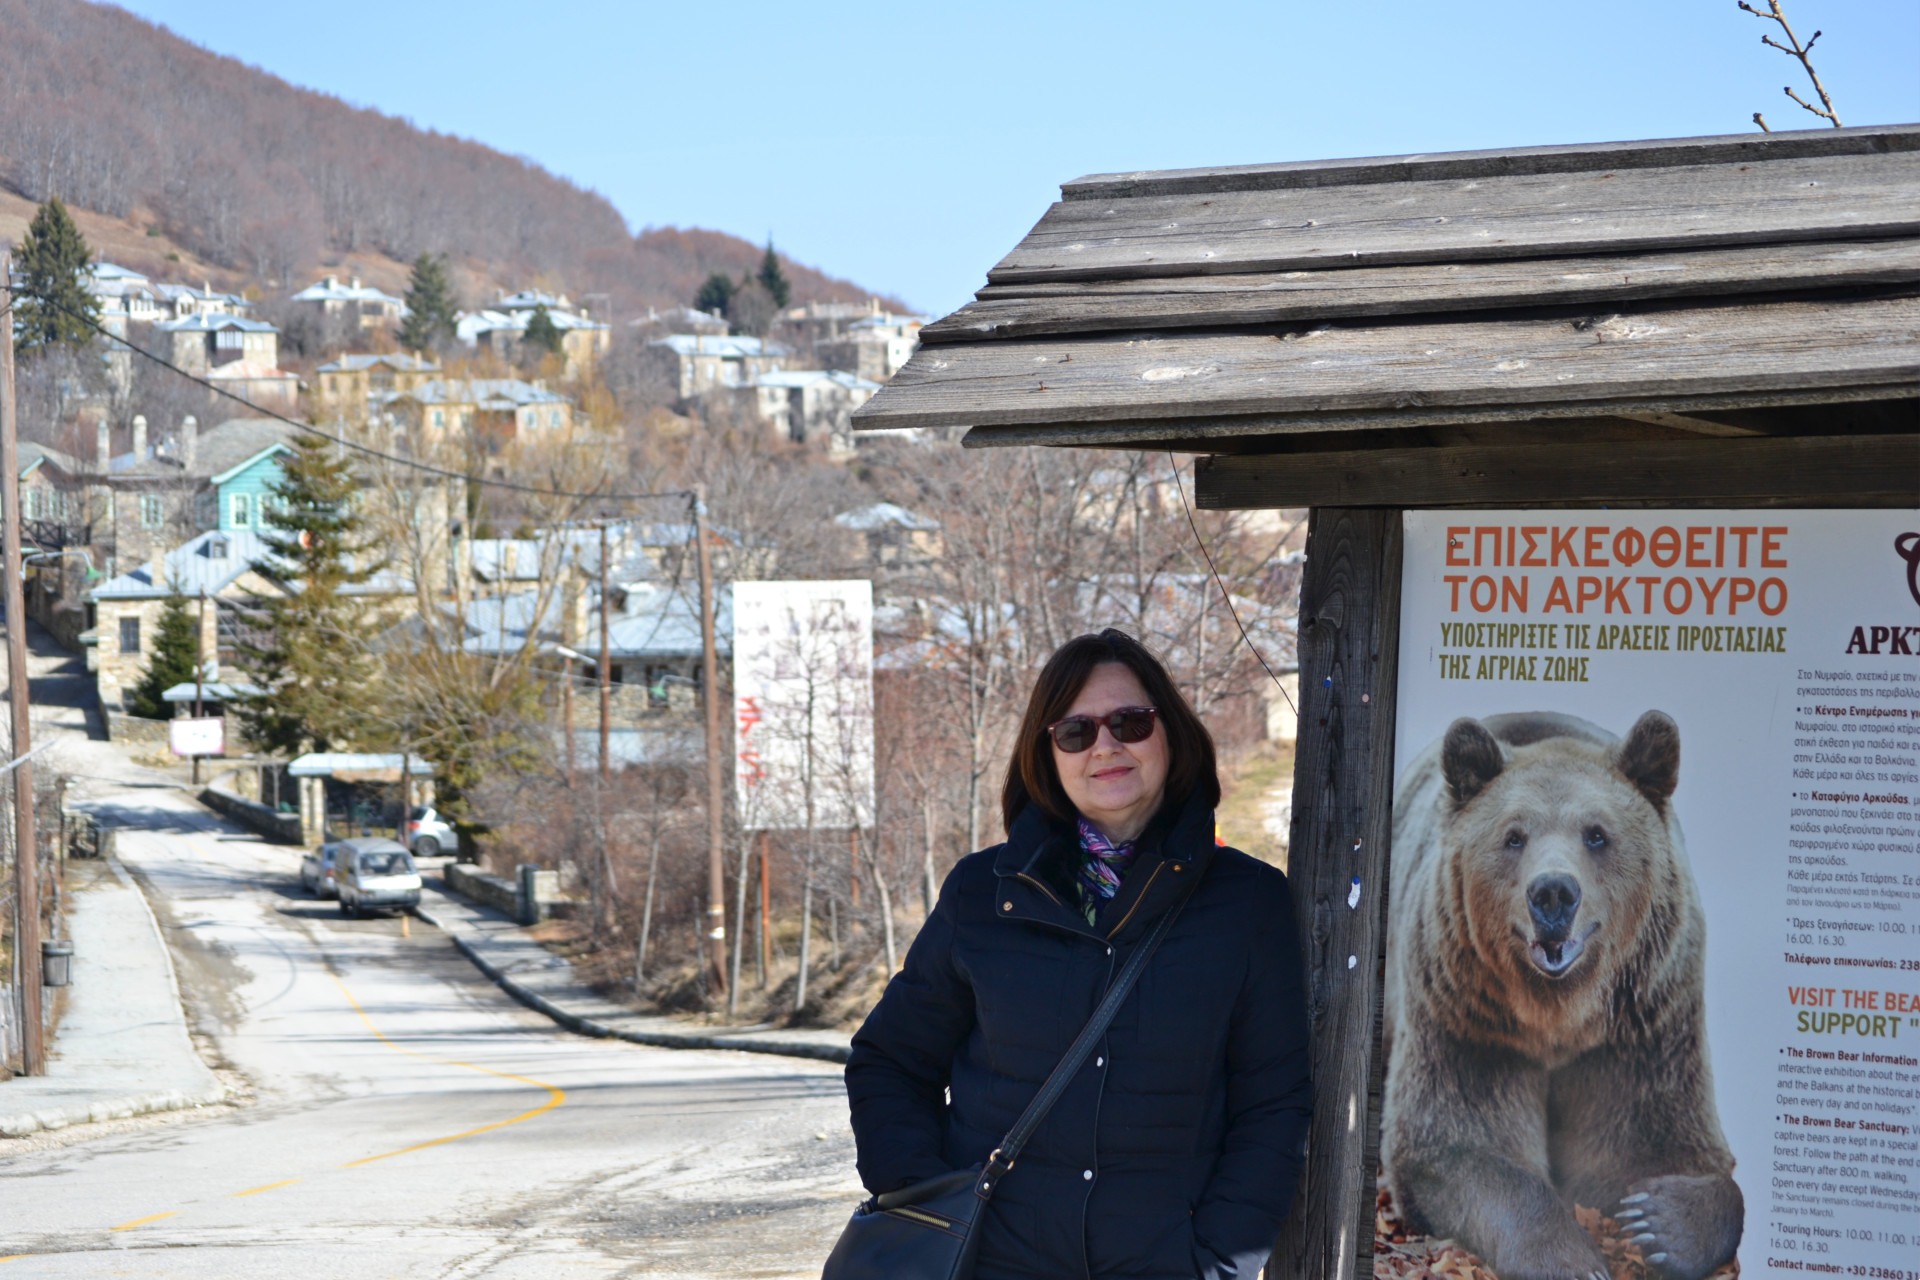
[335,838,422,918]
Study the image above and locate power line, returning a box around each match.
[15,290,692,506]
[1167,452,1297,718]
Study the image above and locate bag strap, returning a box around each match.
[977,871,1201,1197]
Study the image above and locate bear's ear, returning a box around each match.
[1614,711,1680,808]
[1442,718,1505,806]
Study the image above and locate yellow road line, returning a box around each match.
[330,975,566,1168]
[231,1179,302,1198]
[109,1211,179,1232]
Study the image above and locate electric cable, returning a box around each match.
[10,289,692,506]
[1167,452,1298,717]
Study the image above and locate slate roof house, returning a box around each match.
[851,123,1920,1280]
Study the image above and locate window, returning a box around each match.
[119,617,140,654]
[432,410,445,429]
[647,666,671,709]
[548,410,560,429]
[230,493,251,528]
[140,494,164,528]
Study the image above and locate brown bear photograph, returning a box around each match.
[1376,710,1744,1280]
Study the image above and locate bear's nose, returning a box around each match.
[1527,873,1582,940]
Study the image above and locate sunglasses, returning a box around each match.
[1045,707,1158,754]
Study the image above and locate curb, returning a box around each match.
[0,1085,228,1139]
[414,905,850,1065]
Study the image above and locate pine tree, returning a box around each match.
[757,241,792,310]
[693,272,734,319]
[521,303,564,357]
[234,434,378,755]
[399,252,458,353]
[12,197,99,352]
[126,590,200,720]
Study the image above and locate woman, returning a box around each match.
[845,628,1312,1280]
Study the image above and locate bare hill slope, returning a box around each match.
[0,0,901,314]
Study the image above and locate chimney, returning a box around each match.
[350,277,362,291]
[97,420,111,469]
[150,548,166,587]
[181,415,198,472]
[132,414,148,460]
[324,275,338,290]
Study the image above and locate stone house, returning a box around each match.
[457,290,611,378]
[750,369,881,454]
[155,314,298,410]
[814,312,924,383]
[85,263,166,337]
[290,276,407,329]
[92,416,301,578]
[375,378,573,445]
[644,334,791,402]
[314,353,442,420]
[88,526,414,721]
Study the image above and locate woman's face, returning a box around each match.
[1052,662,1169,844]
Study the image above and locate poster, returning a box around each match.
[168,716,224,757]
[731,580,874,831]
[1379,511,1919,1280]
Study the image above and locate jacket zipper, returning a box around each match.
[1102,863,1166,940]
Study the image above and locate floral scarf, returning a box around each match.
[1074,817,1138,924]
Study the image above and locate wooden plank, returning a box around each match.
[1062,123,1919,202]
[853,293,1920,434]
[1193,433,1920,509]
[920,239,1920,343]
[985,152,1920,285]
[1272,507,1401,1280]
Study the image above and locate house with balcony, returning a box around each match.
[814,312,924,383]
[751,369,881,454]
[155,314,298,410]
[377,378,573,445]
[644,334,791,402]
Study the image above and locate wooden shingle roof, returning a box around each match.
[855,125,1920,507]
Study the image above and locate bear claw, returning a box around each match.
[1648,1255,1669,1266]
[1619,1192,1650,1205]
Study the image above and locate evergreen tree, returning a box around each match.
[693,271,734,319]
[234,434,378,755]
[12,197,99,353]
[757,241,792,310]
[126,589,200,720]
[399,251,458,352]
[521,303,564,357]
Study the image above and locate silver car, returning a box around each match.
[405,806,458,858]
[335,839,422,918]
[300,842,346,898]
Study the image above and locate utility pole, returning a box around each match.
[693,487,728,997]
[1,254,43,1076]
[598,522,611,783]
[192,589,206,786]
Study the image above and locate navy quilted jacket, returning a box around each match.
[844,789,1312,1280]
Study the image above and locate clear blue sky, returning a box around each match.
[117,0,1919,316]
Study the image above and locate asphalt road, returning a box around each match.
[0,781,861,1277]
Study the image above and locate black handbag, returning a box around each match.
[823,878,1198,1280]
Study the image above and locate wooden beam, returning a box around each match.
[920,239,1920,343]
[1061,123,1919,202]
[1194,433,1920,509]
[1273,508,1401,1280]
[989,151,1920,286]
[856,293,1920,435]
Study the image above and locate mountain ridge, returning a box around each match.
[0,0,907,316]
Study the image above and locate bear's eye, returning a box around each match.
[1504,829,1526,850]
[1584,826,1608,850]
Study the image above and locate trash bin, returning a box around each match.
[517,864,540,926]
[42,940,73,988]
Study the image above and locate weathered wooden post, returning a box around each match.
[855,124,1919,1280]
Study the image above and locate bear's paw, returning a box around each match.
[1613,1174,1744,1280]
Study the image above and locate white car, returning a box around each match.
[335,839,422,918]
[405,806,458,859]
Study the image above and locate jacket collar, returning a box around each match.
[993,789,1216,943]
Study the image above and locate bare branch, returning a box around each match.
[1754,111,1773,131]
[1740,0,1843,127]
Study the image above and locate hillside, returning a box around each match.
[0,0,905,315]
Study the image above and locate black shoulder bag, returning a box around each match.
[822,877,1199,1280]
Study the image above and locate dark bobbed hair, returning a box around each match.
[1001,628,1221,834]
